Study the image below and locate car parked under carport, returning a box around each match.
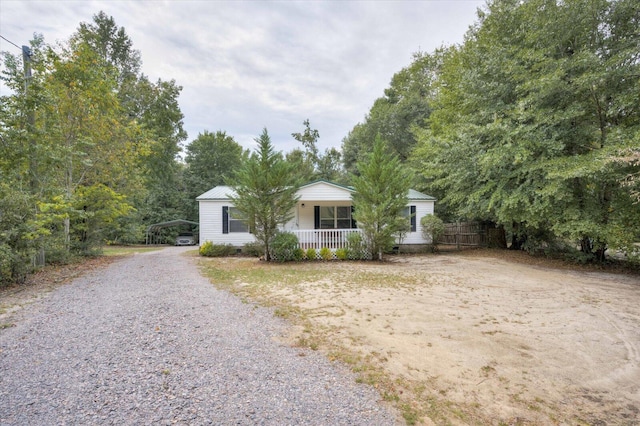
[145,219,199,245]
[175,232,196,246]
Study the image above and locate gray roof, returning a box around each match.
[196,185,237,200]
[408,189,436,201]
[197,183,436,202]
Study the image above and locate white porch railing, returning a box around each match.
[291,229,362,250]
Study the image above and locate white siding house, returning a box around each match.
[196,180,436,251]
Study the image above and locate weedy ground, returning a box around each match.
[196,251,640,426]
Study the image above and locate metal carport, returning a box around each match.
[145,220,199,245]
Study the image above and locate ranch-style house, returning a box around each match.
[196,179,436,252]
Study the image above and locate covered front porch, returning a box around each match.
[291,229,362,250]
[283,180,359,250]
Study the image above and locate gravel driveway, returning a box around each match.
[0,248,397,425]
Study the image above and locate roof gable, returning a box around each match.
[299,179,355,192]
[297,180,354,201]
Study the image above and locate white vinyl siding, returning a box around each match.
[398,200,435,244]
[199,201,255,247]
[198,182,436,247]
[297,182,352,201]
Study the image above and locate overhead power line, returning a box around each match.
[0,34,22,51]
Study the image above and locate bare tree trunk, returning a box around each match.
[64,217,70,252]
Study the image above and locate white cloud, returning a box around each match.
[0,0,485,152]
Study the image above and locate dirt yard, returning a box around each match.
[4,250,639,424]
[255,251,640,425]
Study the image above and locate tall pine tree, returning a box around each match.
[351,135,413,260]
[229,128,299,261]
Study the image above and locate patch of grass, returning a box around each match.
[481,365,496,375]
[401,403,421,425]
[383,392,400,402]
[200,258,325,288]
[295,329,322,351]
[274,306,302,319]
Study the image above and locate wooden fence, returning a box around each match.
[438,221,488,248]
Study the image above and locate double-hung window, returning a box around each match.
[222,206,249,233]
[317,206,354,229]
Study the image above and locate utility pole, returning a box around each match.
[22,45,32,91]
[23,44,44,267]
[22,45,37,193]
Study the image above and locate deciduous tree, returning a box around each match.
[342,51,440,174]
[413,0,640,260]
[291,119,345,182]
[184,130,245,219]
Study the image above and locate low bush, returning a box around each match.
[199,241,235,257]
[306,247,317,261]
[420,215,445,252]
[319,247,333,261]
[293,248,305,261]
[270,232,300,262]
[335,248,348,260]
[346,232,369,260]
[242,241,264,257]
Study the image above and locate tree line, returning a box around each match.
[0,11,347,282]
[343,0,640,262]
[1,12,193,282]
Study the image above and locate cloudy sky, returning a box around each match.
[1,0,485,153]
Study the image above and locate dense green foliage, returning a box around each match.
[242,241,265,257]
[411,0,640,260]
[0,12,187,282]
[199,241,235,257]
[228,128,300,261]
[335,248,348,260]
[345,232,369,260]
[420,215,445,252]
[269,232,300,262]
[342,51,440,175]
[351,136,413,260]
[289,119,346,183]
[319,247,333,261]
[305,247,317,261]
[343,0,639,261]
[184,130,245,220]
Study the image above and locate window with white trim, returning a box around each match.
[223,206,249,233]
[229,207,249,232]
[317,206,355,229]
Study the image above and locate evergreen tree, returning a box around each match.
[229,128,299,261]
[351,136,413,260]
